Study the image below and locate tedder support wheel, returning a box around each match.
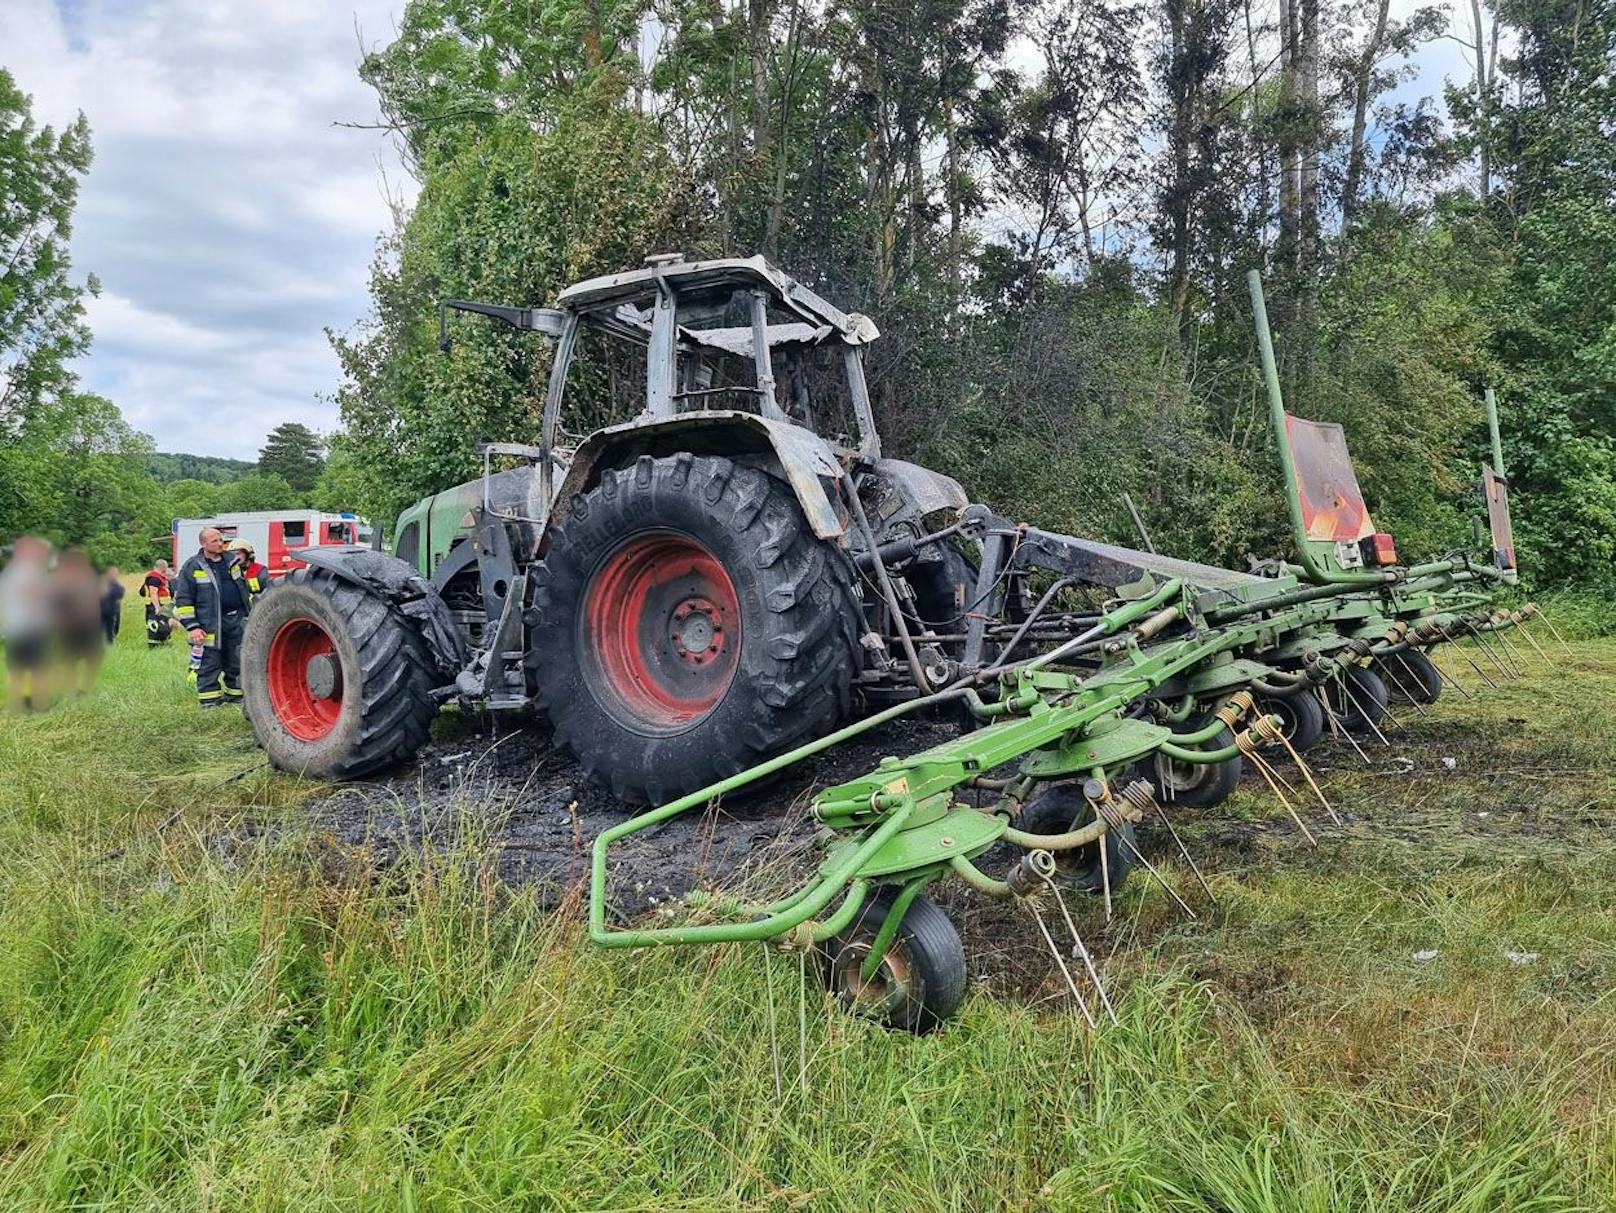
[527,454,860,804]
[1257,688,1325,754]
[1322,664,1390,733]
[822,888,966,1033]
[1016,784,1135,895]
[1145,724,1242,809]
[1379,649,1442,705]
[242,568,440,779]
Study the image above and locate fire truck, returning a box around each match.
[170,511,364,580]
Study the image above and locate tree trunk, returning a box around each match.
[1471,0,1491,196]
[749,0,772,166]
[1341,0,1391,230]
[1165,0,1195,352]
[1277,0,1299,273]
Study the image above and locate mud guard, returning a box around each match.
[291,546,469,680]
[547,411,849,540]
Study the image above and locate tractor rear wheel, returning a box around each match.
[242,569,440,779]
[527,454,860,804]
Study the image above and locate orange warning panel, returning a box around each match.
[1284,414,1375,543]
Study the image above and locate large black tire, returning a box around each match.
[1257,688,1325,754]
[242,568,440,779]
[527,454,861,804]
[1015,784,1135,896]
[1322,663,1390,732]
[1144,723,1242,808]
[821,889,967,1033]
[1379,650,1442,705]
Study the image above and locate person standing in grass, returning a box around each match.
[0,535,53,712]
[141,558,175,646]
[100,565,125,645]
[54,548,106,696]
[174,526,253,709]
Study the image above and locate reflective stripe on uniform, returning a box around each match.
[197,688,224,701]
[192,569,209,580]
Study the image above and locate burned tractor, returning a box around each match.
[245,255,1005,800]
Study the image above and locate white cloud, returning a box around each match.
[2,0,413,460]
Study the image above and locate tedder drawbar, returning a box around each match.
[240,256,1560,1031]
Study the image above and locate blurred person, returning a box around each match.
[101,564,125,645]
[0,536,53,711]
[53,548,105,696]
[140,558,175,646]
[227,539,269,598]
[174,526,253,708]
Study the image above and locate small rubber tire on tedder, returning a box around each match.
[821,888,966,1033]
[1257,687,1326,753]
[527,454,861,804]
[1015,784,1135,895]
[1379,649,1442,705]
[1322,663,1390,732]
[1144,723,1242,808]
[242,568,440,779]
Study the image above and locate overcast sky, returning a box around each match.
[1,0,1481,463]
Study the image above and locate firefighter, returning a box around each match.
[140,558,175,646]
[174,527,253,708]
[228,539,270,598]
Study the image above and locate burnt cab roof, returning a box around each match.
[556,254,879,347]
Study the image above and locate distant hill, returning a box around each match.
[146,452,258,484]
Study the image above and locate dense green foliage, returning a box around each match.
[255,422,327,493]
[144,451,259,485]
[3,596,1615,1208]
[329,0,1614,589]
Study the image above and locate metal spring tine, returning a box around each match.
[1535,607,1574,654]
[762,945,782,1100]
[1378,661,1431,717]
[1319,689,1373,764]
[1241,741,1319,846]
[1445,628,1500,689]
[1431,649,1473,699]
[1094,800,1198,919]
[1337,675,1393,747]
[1270,725,1342,826]
[1467,624,1514,679]
[1517,619,1554,666]
[1151,797,1217,905]
[1097,814,1113,922]
[1480,623,1523,677]
[1028,901,1097,1028]
[1043,873,1120,1025]
[1494,627,1529,674]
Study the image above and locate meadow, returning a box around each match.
[2,593,1614,1211]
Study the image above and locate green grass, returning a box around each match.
[3,603,1615,1210]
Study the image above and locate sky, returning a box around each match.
[1,0,1487,463]
[2,0,412,460]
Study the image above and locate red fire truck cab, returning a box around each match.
[171,511,364,580]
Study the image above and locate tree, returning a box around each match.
[256,422,326,492]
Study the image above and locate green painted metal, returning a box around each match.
[858,875,931,981]
[1020,716,1168,778]
[1486,387,1505,477]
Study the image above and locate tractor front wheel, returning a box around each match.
[241,569,440,779]
[527,454,860,804]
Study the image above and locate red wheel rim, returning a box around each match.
[582,531,740,732]
[266,617,345,741]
